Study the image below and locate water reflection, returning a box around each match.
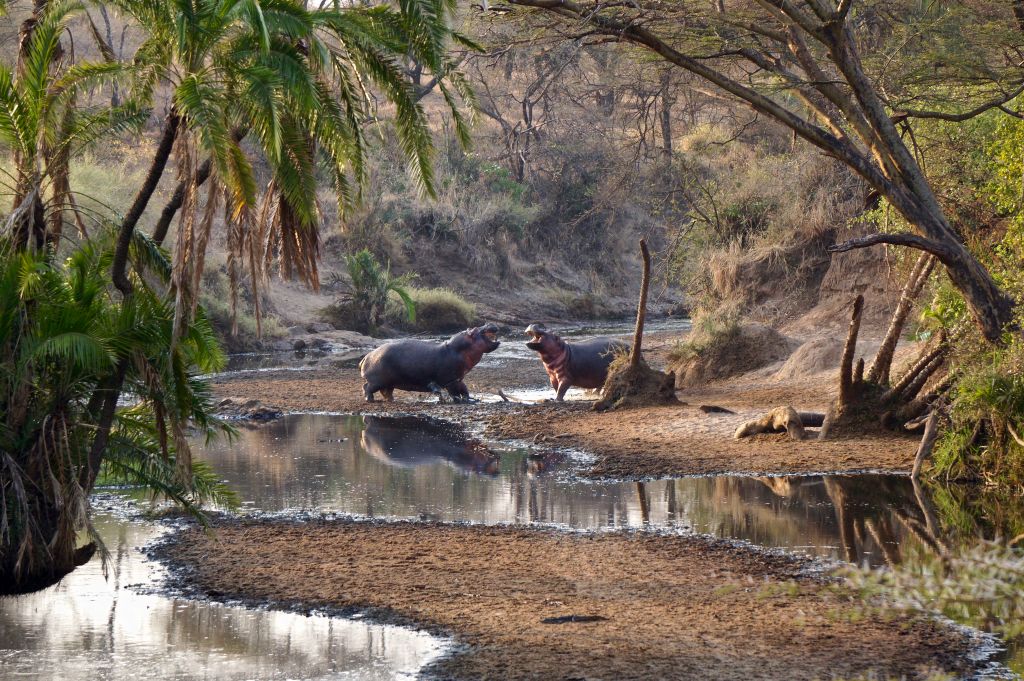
[198,413,943,568]
[0,511,447,681]
[361,416,501,475]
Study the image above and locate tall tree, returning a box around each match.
[504,0,1023,342]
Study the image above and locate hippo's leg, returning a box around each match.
[380,387,395,402]
[363,382,376,402]
[555,381,571,401]
[448,380,470,403]
[427,382,450,403]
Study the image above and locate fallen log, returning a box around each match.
[734,407,823,441]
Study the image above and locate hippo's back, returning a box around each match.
[573,335,626,358]
[361,339,455,386]
[566,337,626,388]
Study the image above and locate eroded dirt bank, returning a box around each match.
[159,519,972,681]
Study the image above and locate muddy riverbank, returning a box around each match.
[210,329,920,478]
[156,518,977,681]
[168,327,1011,679]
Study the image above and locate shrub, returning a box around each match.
[843,541,1024,672]
[387,286,476,333]
[321,250,416,334]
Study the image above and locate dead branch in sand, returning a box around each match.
[497,389,531,403]
[734,407,825,441]
[699,405,736,414]
[594,238,678,412]
[911,411,940,480]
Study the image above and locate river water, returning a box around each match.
[1,408,1018,678]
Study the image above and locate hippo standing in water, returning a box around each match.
[525,323,627,401]
[360,324,500,402]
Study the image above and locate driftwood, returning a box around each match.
[734,407,825,441]
[699,404,736,414]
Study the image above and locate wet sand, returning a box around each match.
[211,336,919,479]
[176,332,974,679]
[159,518,973,680]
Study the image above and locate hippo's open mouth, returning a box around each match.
[525,323,547,343]
[477,323,501,350]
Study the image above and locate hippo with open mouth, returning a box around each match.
[525,323,627,401]
[359,324,501,402]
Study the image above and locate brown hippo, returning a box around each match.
[525,323,626,401]
[359,324,500,402]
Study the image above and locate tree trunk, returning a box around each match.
[506,0,1017,343]
[111,112,180,295]
[868,253,935,385]
[152,127,245,246]
[630,238,650,370]
[659,72,674,158]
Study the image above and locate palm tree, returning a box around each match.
[0,0,147,250]
[0,1,233,593]
[0,228,233,594]
[344,248,416,331]
[106,0,475,329]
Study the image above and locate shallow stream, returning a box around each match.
[217,317,693,374]
[1,409,1017,679]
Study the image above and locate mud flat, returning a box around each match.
[210,333,920,479]
[156,518,977,681]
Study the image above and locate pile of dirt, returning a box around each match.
[594,355,678,411]
[707,235,834,323]
[674,323,800,387]
[773,336,844,380]
[158,519,976,681]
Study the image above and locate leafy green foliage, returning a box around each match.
[0,0,144,246]
[0,230,232,592]
[341,249,416,332]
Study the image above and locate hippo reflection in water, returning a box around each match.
[360,416,501,475]
[359,324,501,402]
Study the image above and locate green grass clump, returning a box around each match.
[387,286,476,333]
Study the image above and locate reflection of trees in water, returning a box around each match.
[821,476,916,566]
[0,514,441,678]
[927,481,1024,546]
[195,415,1018,564]
[750,474,1018,567]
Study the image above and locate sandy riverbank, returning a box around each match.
[211,330,920,478]
[157,518,974,680]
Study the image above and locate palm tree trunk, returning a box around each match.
[152,127,245,246]
[111,112,180,295]
[79,359,128,492]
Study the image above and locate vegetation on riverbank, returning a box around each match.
[0,0,469,591]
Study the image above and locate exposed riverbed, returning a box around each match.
[1,317,1019,679]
